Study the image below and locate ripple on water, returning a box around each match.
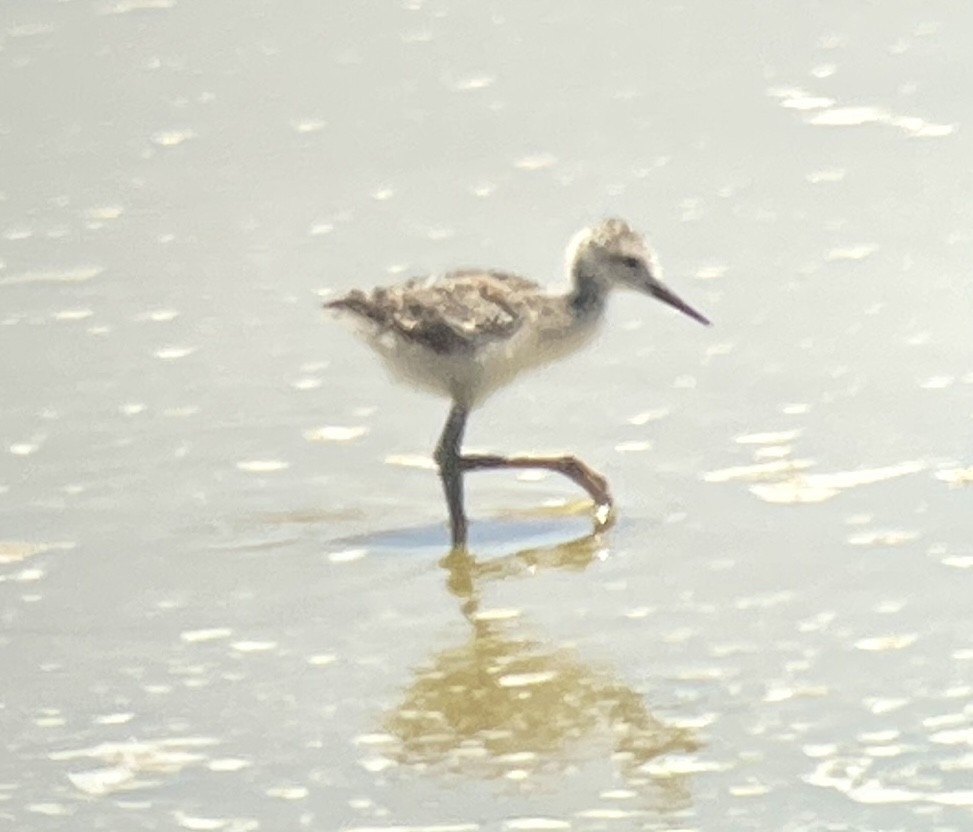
[51,736,219,797]
[154,345,197,360]
[0,266,102,286]
[304,425,368,443]
[235,460,289,473]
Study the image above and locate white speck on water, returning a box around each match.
[353,733,395,747]
[290,118,326,133]
[576,808,642,819]
[230,640,277,653]
[941,555,973,569]
[615,440,652,453]
[811,63,837,79]
[780,94,836,110]
[730,460,925,505]
[803,743,840,758]
[855,633,918,651]
[807,105,888,127]
[0,541,60,563]
[94,712,135,725]
[119,402,146,416]
[639,755,730,775]
[266,786,308,800]
[304,425,368,443]
[26,804,72,816]
[498,671,557,688]
[181,628,233,643]
[308,221,334,236]
[53,308,93,321]
[887,114,955,137]
[515,153,557,171]
[781,402,811,415]
[729,781,772,797]
[736,590,795,610]
[920,375,954,389]
[935,466,973,486]
[290,377,323,390]
[10,442,39,456]
[208,758,252,772]
[328,548,366,564]
[864,698,908,714]
[306,653,337,666]
[0,266,103,286]
[600,789,637,800]
[67,766,138,796]
[806,168,846,183]
[384,453,436,470]
[735,429,802,445]
[847,530,918,547]
[704,459,814,483]
[359,756,395,773]
[173,812,229,831]
[472,607,521,622]
[471,181,497,197]
[696,265,727,281]
[930,728,973,745]
[451,74,495,91]
[627,407,669,425]
[372,186,395,201]
[152,129,195,147]
[504,819,570,831]
[137,308,180,322]
[425,225,455,241]
[236,460,289,473]
[99,0,176,13]
[809,461,924,489]
[803,104,955,138]
[154,345,196,360]
[751,479,841,503]
[826,243,879,261]
[85,204,124,221]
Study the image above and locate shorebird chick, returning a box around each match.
[324,218,709,545]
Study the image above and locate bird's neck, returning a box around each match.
[567,265,609,320]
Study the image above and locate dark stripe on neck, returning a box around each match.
[569,269,607,317]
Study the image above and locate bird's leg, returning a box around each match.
[434,403,470,546]
[458,452,615,532]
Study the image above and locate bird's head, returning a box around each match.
[567,218,710,326]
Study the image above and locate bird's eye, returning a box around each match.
[620,256,642,269]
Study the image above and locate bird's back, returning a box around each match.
[324,269,546,355]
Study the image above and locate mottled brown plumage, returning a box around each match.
[324,270,540,355]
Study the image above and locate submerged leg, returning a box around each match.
[459,452,615,531]
[434,403,470,546]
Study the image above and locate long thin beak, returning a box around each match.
[651,283,711,326]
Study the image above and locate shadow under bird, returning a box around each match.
[323,218,710,545]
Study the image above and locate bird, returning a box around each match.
[323,217,710,546]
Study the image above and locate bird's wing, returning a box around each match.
[325,270,544,354]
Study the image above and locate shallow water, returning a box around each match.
[2,1,972,829]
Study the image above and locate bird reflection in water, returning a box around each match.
[379,528,701,812]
